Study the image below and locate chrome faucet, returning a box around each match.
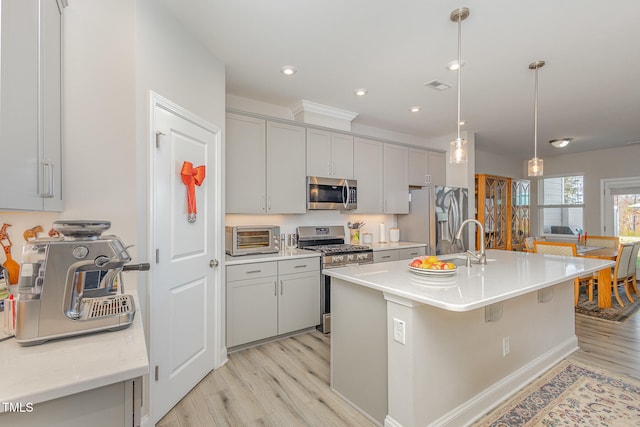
[455,219,487,265]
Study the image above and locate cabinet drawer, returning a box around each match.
[278,257,320,275]
[398,246,426,260]
[373,250,399,263]
[227,261,277,281]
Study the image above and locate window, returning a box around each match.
[538,175,584,235]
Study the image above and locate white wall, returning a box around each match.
[475,149,525,179]
[134,0,226,319]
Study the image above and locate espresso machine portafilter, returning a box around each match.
[15,220,150,346]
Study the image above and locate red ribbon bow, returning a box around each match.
[180,161,206,222]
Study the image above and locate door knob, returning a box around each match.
[209,259,219,268]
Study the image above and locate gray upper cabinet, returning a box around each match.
[0,0,65,211]
[226,113,306,214]
[408,148,446,187]
[306,128,354,179]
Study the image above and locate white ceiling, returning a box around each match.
[160,0,640,160]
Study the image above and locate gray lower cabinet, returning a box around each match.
[226,258,320,348]
[373,246,426,263]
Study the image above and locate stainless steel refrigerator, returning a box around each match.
[397,186,469,255]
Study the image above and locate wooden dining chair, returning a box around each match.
[626,241,640,295]
[584,235,619,249]
[603,242,636,306]
[533,241,594,306]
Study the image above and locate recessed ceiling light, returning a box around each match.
[354,88,368,96]
[280,65,297,76]
[549,138,572,148]
[409,106,422,113]
[445,60,465,71]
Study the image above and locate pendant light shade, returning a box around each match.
[449,7,469,164]
[527,60,545,177]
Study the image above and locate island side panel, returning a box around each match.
[386,281,577,427]
[330,277,388,425]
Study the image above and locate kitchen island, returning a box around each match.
[325,249,613,426]
[0,292,148,427]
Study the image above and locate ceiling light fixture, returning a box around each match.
[354,88,368,96]
[527,60,545,177]
[449,7,470,164]
[446,60,465,71]
[550,138,572,148]
[280,65,297,76]
[409,106,422,113]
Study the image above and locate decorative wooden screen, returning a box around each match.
[476,174,512,250]
[511,179,531,251]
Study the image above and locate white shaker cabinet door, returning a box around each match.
[226,276,278,348]
[354,137,384,213]
[306,128,333,178]
[0,0,63,211]
[408,148,430,187]
[266,121,306,213]
[428,151,446,187]
[278,271,320,335]
[225,114,266,213]
[383,143,409,214]
[331,132,354,179]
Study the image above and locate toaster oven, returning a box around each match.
[225,226,281,256]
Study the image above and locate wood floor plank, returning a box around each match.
[158,311,640,426]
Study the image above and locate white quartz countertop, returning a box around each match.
[0,291,149,410]
[225,249,320,265]
[324,249,614,312]
[365,241,427,251]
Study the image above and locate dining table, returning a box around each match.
[578,246,619,308]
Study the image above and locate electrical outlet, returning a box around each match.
[393,318,406,345]
[503,336,510,356]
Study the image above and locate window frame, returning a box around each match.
[537,174,585,237]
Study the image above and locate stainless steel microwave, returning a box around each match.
[225,225,281,256]
[307,176,357,210]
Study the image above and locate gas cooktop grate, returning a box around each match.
[84,294,133,319]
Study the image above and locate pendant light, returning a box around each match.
[449,7,470,164]
[527,60,545,177]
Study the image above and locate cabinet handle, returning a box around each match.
[381,255,391,259]
[246,269,261,274]
[267,197,271,211]
[274,280,277,296]
[39,160,55,198]
[280,280,284,295]
[293,264,307,268]
[328,161,332,176]
[425,174,432,185]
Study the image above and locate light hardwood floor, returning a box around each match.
[158,311,640,427]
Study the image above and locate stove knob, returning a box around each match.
[334,255,344,262]
[347,254,355,262]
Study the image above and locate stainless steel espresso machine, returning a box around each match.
[15,220,149,346]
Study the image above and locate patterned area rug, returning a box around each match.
[575,282,640,322]
[473,360,640,426]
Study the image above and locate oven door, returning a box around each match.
[307,176,357,210]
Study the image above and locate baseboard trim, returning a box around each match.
[430,335,578,426]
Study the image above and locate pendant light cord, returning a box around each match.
[456,16,462,141]
[534,65,539,159]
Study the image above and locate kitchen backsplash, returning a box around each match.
[225,211,397,243]
[0,212,62,264]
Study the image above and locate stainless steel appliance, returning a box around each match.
[297,225,373,333]
[397,186,469,255]
[307,176,357,210]
[15,220,150,346]
[225,225,280,256]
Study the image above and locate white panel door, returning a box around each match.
[150,94,223,423]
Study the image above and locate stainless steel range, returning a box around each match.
[297,225,373,333]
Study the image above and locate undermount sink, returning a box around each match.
[443,255,497,266]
